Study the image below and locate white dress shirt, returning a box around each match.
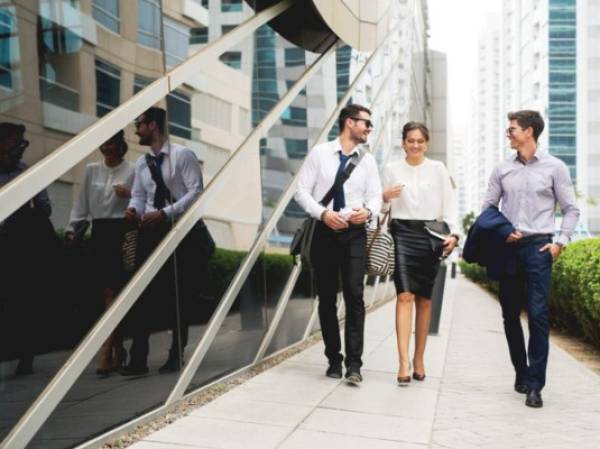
[128,142,203,219]
[66,160,135,231]
[382,157,458,235]
[295,138,382,222]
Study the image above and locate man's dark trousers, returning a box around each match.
[128,222,189,368]
[498,237,553,391]
[312,221,367,369]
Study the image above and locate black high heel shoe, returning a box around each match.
[397,362,411,386]
[397,375,411,386]
[412,372,426,381]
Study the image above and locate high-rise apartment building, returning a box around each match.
[502,0,599,234]
[470,13,502,210]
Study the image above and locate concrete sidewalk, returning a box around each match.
[129,275,600,449]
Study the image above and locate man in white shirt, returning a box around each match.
[122,107,204,376]
[295,104,382,383]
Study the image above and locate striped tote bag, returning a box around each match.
[366,211,395,277]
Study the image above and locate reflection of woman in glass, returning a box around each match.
[66,131,135,376]
[382,122,458,385]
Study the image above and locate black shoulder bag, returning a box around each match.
[290,149,366,270]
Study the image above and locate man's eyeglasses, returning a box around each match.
[506,126,521,136]
[134,119,148,129]
[350,117,374,129]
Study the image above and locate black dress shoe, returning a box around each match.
[525,389,543,408]
[345,367,362,384]
[326,364,343,379]
[514,383,529,394]
[159,358,184,374]
[120,364,149,376]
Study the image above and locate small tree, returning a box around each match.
[462,211,476,235]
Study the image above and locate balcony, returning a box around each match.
[183,0,210,26]
[39,76,79,111]
[39,76,95,134]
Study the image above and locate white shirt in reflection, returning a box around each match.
[67,160,135,231]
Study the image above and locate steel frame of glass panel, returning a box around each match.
[0,2,403,448]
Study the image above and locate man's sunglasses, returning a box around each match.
[134,119,149,129]
[350,117,374,129]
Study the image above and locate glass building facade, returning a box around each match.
[548,0,577,180]
[0,1,425,448]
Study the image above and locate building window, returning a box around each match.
[137,0,161,50]
[167,91,192,139]
[96,59,120,117]
[281,106,307,126]
[40,64,80,111]
[190,27,208,44]
[284,47,305,67]
[133,74,152,94]
[0,5,19,89]
[219,51,241,69]
[285,138,308,159]
[285,80,306,96]
[92,0,120,34]
[221,25,235,34]
[221,0,242,12]
[163,17,190,68]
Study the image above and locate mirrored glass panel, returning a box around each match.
[266,266,315,357]
[184,248,267,392]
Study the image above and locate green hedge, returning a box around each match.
[459,238,600,347]
[550,238,600,344]
[205,248,294,299]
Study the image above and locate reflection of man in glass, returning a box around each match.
[0,122,56,376]
[121,107,204,376]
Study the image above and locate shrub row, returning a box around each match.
[459,238,600,347]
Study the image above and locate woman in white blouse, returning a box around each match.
[66,130,135,376]
[382,122,458,385]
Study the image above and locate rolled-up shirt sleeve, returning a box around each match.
[128,159,146,216]
[162,149,202,219]
[554,162,580,246]
[295,148,326,220]
[482,165,502,211]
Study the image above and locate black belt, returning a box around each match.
[515,234,553,245]
[317,221,365,234]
